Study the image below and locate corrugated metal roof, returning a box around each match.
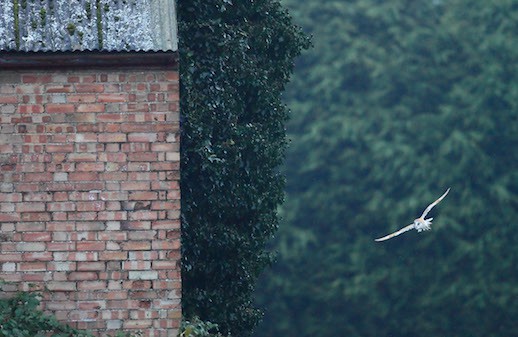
[0,0,178,52]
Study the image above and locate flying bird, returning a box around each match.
[375,188,450,242]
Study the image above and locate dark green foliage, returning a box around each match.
[255,0,518,336]
[0,292,90,337]
[179,317,223,337]
[0,288,140,337]
[177,0,309,336]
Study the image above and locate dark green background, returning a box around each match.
[255,0,518,336]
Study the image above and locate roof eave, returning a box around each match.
[0,50,179,70]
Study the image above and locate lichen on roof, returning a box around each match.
[0,0,178,52]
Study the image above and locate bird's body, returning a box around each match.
[375,188,450,242]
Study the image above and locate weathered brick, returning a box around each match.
[47,202,76,212]
[98,93,126,102]
[75,84,104,93]
[21,232,52,241]
[16,202,46,212]
[69,272,99,281]
[77,241,106,251]
[128,271,158,281]
[18,262,47,271]
[77,262,106,271]
[77,104,105,113]
[121,241,151,251]
[22,251,53,261]
[121,181,150,191]
[46,281,77,291]
[99,251,128,261]
[123,261,151,270]
[48,262,77,271]
[98,133,127,143]
[47,144,74,153]
[46,104,75,113]
[76,162,105,172]
[128,133,158,142]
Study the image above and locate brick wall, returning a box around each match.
[0,68,181,336]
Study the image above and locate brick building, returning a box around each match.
[0,1,181,336]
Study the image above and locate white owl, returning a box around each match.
[375,188,450,242]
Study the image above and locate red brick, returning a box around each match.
[98,153,127,162]
[46,85,74,93]
[46,144,74,153]
[151,143,176,152]
[77,241,106,251]
[47,202,75,212]
[47,104,75,113]
[16,202,46,212]
[46,281,77,291]
[128,153,157,162]
[18,104,44,113]
[18,262,47,271]
[121,143,150,152]
[121,241,151,251]
[123,261,151,270]
[128,133,158,142]
[67,94,96,103]
[75,84,104,93]
[0,253,23,262]
[20,212,51,222]
[127,162,150,171]
[99,251,128,261]
[127,172,157,181]
[97,211,127,221]
[69,272,99,281]
[67,192,97,202]
[22,252,53,261]
[165,72,179,81]
[151,201,180,210]
[99,191,128,201]
[47,242,76,251]
[128,191,157,201]
[21,232,52,241]
[0,193,23,202]
[77,104,105,113]
[121,182,150,191]
[129,211,158,220]
[152,260,178,270]
[0,96,17,104]
[54,252,98,261]
[76,162,105,172]
[120,124,155,133]
[22,74,52,83]
[97,113,125,122]
[68,153,97,162]
[77,262,105,271]
[98,93,127,102]
[152,240,180,250]
[98,133,127,143]
[151,181,179,190]
[68,172,99,181]
[152,220,180,230]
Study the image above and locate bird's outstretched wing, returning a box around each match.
[374,224,415,242]
[420,188,450,219]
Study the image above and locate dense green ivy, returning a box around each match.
[255,0,518,336]
[0,291,89,337]
[177,1,309,336]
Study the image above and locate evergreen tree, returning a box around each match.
[255,0,518,336]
